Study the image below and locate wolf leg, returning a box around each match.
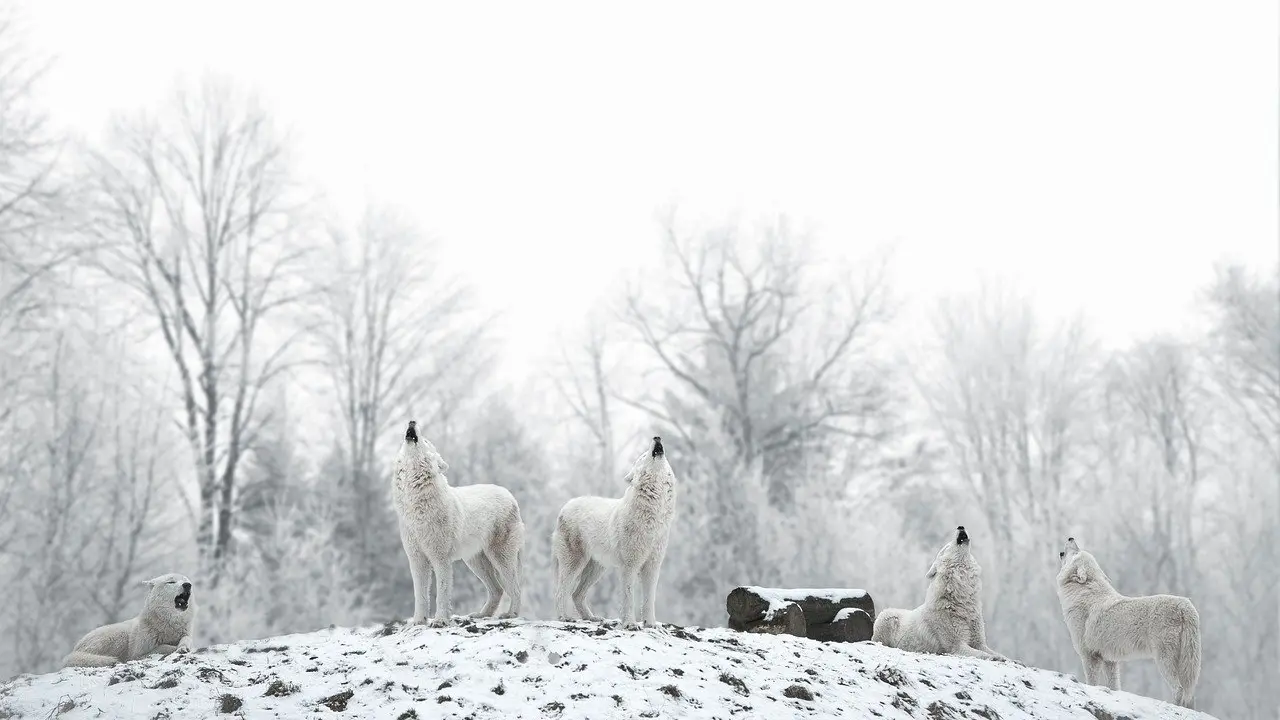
[1081,653,1105,685]
[404,538,434,626]
[571,560,605,621]
[464,552,503,618]
[1099,660,1120,690]
[489,518,524,619]
[553,537,589,621]
[639,556,663,628]
[954,644,1000,661]
[428,557,454,627]
[619,566,641,629]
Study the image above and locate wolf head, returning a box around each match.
[1057,537,1110,590]
[926,526,972,577]
[624,436,673,484]
[140,573,193,613]
[397,420,449,478]
[923,525,981,605]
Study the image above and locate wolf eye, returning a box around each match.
[1058,552,1065,558]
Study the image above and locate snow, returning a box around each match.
[0,620,1215,720]
[834,607,870,622]
[742,586,871,620]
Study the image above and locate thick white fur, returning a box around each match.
[392,423,525,627]
[1056,538,1201,709]
[872,528,1007,661]
[552,437,676,629]
[62,573,197,668]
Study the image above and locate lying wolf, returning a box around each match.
[872,526,1007,661]
[552,436,677,629]
[1056,537,1201,709]
[62,573,196,668]
[393,420,525,626]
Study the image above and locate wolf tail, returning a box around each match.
[1172,600,1201,709]
[62,651,120,668]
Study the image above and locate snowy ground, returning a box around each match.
[0,619,1214,719]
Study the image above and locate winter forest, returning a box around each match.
[0,8,1276,720]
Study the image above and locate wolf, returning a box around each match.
[1056,537,1201,709]
[552,436,677,629]
[393,420,525,627]
[62,573,196,668]
[872,526,1007,661]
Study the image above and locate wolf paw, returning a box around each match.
[642,621,663,630]
[496,612,519,620]
[424,618,449,628]
[624,621,643,631]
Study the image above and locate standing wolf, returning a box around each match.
[552,436,677,629]
[62,574,196,667]
[872,526,1007,661]
[393,420,525,626]
[1056,537,1201,709]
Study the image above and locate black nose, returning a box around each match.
[652,436,664,457]
[1067,537,1074,542]
[405,420,418,443]
[956,526,969,543]
[182,582,191,592]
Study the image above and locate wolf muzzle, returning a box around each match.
[406,420,418,443]
[652,436,664,457]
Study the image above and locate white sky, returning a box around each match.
[17,0,1280,383]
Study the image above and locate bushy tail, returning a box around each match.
[1158,600,1201,709]
[62,651,120,668]
[1174,602,1201,709]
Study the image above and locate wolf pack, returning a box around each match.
[60,422,1203,710]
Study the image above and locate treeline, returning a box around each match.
[0,21,1274,720]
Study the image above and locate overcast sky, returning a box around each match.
[18,1,1279,381]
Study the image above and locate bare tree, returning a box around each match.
[916,280,1097,665]
[1205,264,1280,464]
[621,211,895,500]
[310,204,492,585]
[86,77,312,578]
[1101,338,1204,593]
[551,312,618,484]
[0,10,72,317]
[615,211,899,617]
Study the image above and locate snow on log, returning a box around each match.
[726,586,875,627]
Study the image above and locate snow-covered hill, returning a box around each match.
[0,619,1213,719]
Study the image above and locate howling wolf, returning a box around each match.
[393,420,525,626]
[62,573,196,667]
[552,436,677,629]
[872,526,1007,661]
[1056,537,1201,709]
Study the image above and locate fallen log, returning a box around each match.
[806,607,874,643]
[727,600,806,637]
[726,586,875,627]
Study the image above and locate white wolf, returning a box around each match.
[872,526,1007,661]
[552,436,677,629]
[393,420,525,627]
[62,573,196,668]
[1056,537,1201,709]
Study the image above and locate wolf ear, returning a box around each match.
[621,469,633,485]
[1071,566,1088,585]
[925,559,939,579]
[138,578,156,588]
